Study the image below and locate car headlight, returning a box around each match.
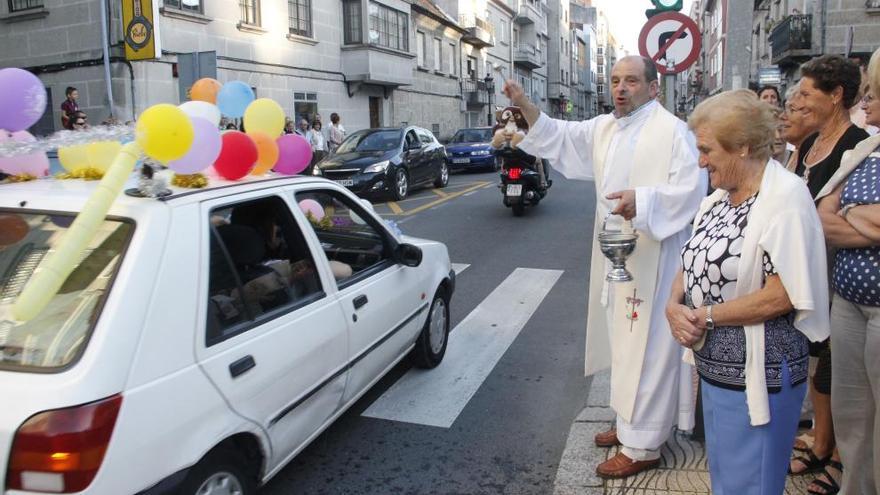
[471,150,492,156]
[364,160,390,173]
[311,166,323,176]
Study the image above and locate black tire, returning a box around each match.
[177,448,257,495]
[512,202,525,216]
[391,168,409,201]
[433,161,449,188]
[410,288,450,369]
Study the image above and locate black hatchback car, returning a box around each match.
[314,126,448,200]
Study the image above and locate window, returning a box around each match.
[293,92,318,127]
[368,1,408,51]
[499,19,508,43]
[8,0,42,11]
[343,0,361,44]
[416,32,426,67]
[239,0,260,26]
[288,0,312,38]
[448,43,456,75]
[0,211,133,370]
[164,0,201,13]
[597,83,604,95]
[294,190,392,287]
[467,56,477,79]
[207,196,323,345]
[433,38,442,71]
[405,130,420,149]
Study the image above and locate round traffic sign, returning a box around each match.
[638,12,701,75]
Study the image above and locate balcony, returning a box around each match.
[770,14,814,66]
[514,43,542,69]
[459,14,495,48]
[341,45,414,87]
[461,78,490,105]
[515,1,541,25]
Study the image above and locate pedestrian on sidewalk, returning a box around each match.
[670,89,830,495]
[780,83,819,172]
[308,120,326,175]
[60,86,80,130]
[815,46,880,495]
[328,112,346,155]
[506,55,707,479]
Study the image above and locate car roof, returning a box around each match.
[455,127,493,131]
[0,173,335,214]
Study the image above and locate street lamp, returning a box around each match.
[484,74,495,126]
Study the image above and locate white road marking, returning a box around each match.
[451,263,470,275]
[362,267,563,428]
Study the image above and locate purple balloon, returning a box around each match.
[275,134,313,175]
[0,130,49,176]
[0,68,47,132]
[167,117,222,174]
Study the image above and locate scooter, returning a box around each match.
[497,145,551,216]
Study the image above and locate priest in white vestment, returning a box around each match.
[507,56,707,478]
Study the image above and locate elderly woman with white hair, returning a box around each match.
[815,47,880,495]
[665,90,830,494]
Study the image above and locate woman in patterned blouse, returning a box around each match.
[667,90,830,495]
[816,47,880,495]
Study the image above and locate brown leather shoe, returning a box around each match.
[594,428,620,447]
[596,452,660,479]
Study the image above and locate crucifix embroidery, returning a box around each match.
[625,288,643,332]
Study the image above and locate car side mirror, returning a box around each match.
[394,243,422,267]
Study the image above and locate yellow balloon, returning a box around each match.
[86,141,123,173]
[243,98,285,137]
[58,144,89,171]
[136,104,194,163]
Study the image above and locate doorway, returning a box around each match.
[369,97,382,128]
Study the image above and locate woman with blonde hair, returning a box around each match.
[815,47,880,495]
[667,89,830,494]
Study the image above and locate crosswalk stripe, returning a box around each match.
[361,267,563,428]
[451,263,470,275]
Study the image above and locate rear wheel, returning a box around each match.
[410,288,449,368]
[391,168,409,200]
[179,448,257,495]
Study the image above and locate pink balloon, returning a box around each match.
[0,130,49,177]
[167,117,222,174]
[298,199,325,220]
[275,134,313,175]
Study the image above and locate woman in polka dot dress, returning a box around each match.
[816,48,880,495]
[667,90,830,495]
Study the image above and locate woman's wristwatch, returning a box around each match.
[705,305,715,331]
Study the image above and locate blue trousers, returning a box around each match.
[702,364,806,495]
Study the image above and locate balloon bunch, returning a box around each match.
[0,68,50,178]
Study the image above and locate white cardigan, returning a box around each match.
[685,160,830,426]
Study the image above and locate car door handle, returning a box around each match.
[353,294,368,310]
[229,355,256,379]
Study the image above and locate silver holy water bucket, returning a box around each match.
[597,214,638,282]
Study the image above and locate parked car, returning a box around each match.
[446,127,498,172]
[0,175,454,494]
[314,127,448,200]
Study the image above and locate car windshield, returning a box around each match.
[451,129,492,144]
[336,130,402,153]
[0,211,133,371]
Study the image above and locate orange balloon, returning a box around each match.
[190,78,222,103]
[249,131,280,175]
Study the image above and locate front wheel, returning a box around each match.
[391,168,409,201]
[410,288,449,368]
[178,449,257,495]
[434,161,448,188]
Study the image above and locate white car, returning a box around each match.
[0,175,454,494]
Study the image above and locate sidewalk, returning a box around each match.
[553,371,813,494]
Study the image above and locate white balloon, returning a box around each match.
[179,100,221,126]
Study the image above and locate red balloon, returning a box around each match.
[214,131,257,180]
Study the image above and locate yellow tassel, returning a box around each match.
[171,173,208,189]
[6,173,38,182]
[56,167,105,180]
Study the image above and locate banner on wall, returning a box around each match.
[122,0,158,60]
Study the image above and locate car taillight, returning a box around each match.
[6,394,122,493]
[508,168,522,180]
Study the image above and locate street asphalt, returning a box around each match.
[261,168,599,494]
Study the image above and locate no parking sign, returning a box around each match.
[638,12,701,75]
